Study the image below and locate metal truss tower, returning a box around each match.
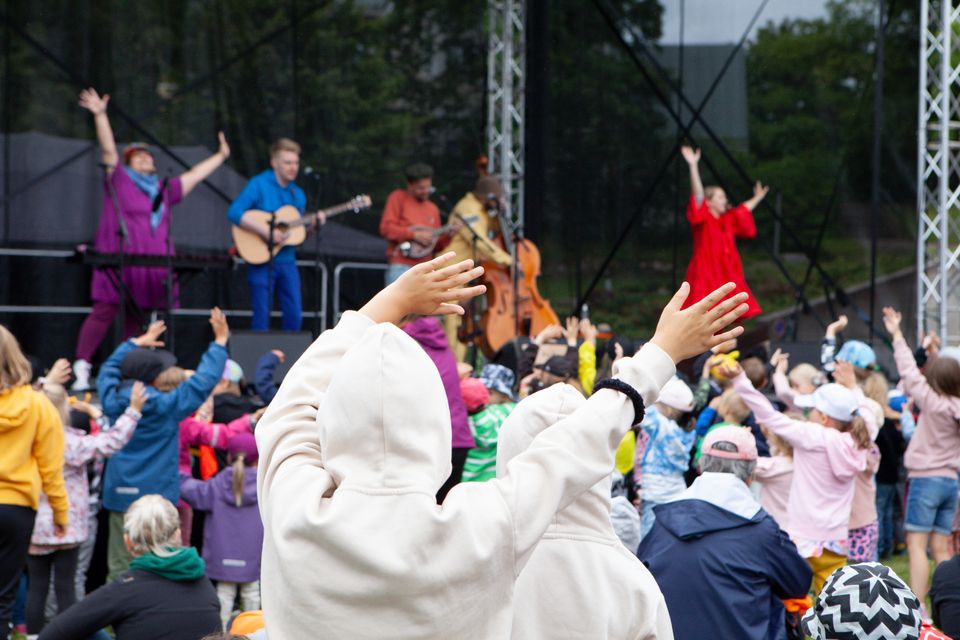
[486,0,526,232]
[918,0,960,343]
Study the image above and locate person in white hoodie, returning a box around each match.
[255,251,748,640]
[498,383,673,640]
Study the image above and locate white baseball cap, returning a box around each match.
[794,383,860,423]
[656,376,694,413]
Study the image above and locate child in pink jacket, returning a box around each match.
[722,363,868,594]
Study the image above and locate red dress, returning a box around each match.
[682,194,762,319]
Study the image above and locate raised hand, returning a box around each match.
[78,88,109,115]
[563,316,580,347]
[680,145,701,165]
[753,181,769,201]
[826,314,848,339]
[580,319,598,346]
[614,342,625,362]
[716,361,744,381]
[359,252,486,323]
[271,349,286,363]
[133,321,166,348]
[129,381,147,413]
[534,324,564,346]
[46,358,72,386]
[770,348,790,376]
[922,330,941,355]
[210,307,230,346]
[217,131,230,159]
[649,282,748,364]
[834,360,857,390]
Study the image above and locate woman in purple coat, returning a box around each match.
[403,316,475,502]
[180,432,263,629]
[72,87,232,391]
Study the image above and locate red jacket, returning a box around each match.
[682,194,761,319]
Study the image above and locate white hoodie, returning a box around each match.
[256,312,675,639]
[498,384,674,640]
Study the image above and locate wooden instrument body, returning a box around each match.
[479,237,559,357]
[232,206,308,265]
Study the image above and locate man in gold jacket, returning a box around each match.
[444,175,513,360]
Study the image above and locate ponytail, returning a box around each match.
[232,453,246,508]
[843,415,872,450]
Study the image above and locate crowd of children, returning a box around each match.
[1,255,960,639]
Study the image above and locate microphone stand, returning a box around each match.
[101,163,131,345]
[161,179,176,353]
[453,211,486,369]
[266,212,277,331]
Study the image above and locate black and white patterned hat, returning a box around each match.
[803,563,922,640]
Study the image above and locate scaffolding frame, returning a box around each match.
[486,0,526,233]
[918,0,960,343]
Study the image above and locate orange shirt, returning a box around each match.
[378,189,441,266]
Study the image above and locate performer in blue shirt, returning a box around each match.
[227,138,323,331]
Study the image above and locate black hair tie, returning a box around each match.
[593,378,645,425]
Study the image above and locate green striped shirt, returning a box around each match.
[461,402,516,483]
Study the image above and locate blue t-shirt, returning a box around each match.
[227,169,307,263]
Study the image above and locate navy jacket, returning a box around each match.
[637,493,811,640]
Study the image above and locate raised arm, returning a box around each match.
[681,145,704,204]
[496,281,749,570]
[727,367,825,449]
[179,131,230,197]
[167,309,229,419]
[884,306,944,411]
[79,88,118,172]
[770,349,797,408]
[65,383,145,467]
[254,350,283,404]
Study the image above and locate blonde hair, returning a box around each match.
[232,453,247,508]
[41,382,70,427]
[838,415,872,450]
[270,137,301,157]
[718,389,750,425]
[765,429,793,459]
[153,366,189,392]
[787,363,821,390]
[0,324,32,390]
[123,495,181,557]
[862,372,890,409]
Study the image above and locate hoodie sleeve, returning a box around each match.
[494,342,675,573]
[165,342,228,420]
[893,337,951,417]
[254,351,281,404]
[32,393,69,526]
[180,472,219,512]
[96,339,137,416]
[256,311,375,509]
[64,408,141,467]
[772,371,797,409]
[731,372,827,451]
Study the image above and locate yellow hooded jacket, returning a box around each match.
[0,385,68,525]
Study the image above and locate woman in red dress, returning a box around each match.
[680,145,767,319]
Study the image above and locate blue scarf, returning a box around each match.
[124,167,164,231]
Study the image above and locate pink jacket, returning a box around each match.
[32,408,141,547]
[894,338,960,478]
[179,414,253,474]
[754,455,793,531]
[733,373,866,544]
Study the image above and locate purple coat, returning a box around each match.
[403,317,475,449]
[91,168,183,308]
[180,466,263,583]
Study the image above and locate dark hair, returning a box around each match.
[924,355,960,399]
[405,162,433,182]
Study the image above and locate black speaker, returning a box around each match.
[767,340,822,368]
[229,330,313,385]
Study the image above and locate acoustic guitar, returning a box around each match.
[399,222,459,259]
[233,195,372,264]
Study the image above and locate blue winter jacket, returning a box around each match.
[637,481,812,640]
[99,339,228,512]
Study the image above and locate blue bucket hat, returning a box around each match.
[836,340,876,369]
[479,364,516,401]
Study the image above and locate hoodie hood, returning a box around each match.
[319,323,451,492]
[129,546,206,581]
[496,383,615,538]
[403,316,451,352]
[657,472,763,539]
[0,385,33,433]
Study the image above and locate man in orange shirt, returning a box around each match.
[379,163,457,284]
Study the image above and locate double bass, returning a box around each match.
[471,156,559,357]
